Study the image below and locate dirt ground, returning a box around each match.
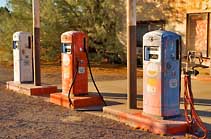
[40,64,143,86]
[0,64,173,139]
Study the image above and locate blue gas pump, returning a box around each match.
[143,29,181,118]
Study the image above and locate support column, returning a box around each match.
[32,0,41,86]
[127,0,137,109]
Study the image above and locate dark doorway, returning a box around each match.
[187,13,209,57]
[136,20,165,66]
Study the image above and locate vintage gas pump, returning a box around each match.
[143,30,181,118]
[13,31,33,83]
[61,31,88,97]
[7,31,57,96]
[50,31,105,109]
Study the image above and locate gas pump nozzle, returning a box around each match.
[183,51,210,138]
[183,51,208,76]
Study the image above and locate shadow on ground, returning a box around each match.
[101,92,143,101]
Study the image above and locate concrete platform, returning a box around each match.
[50,93,104,109]
[6,81,57,96]
[103,104,188,136]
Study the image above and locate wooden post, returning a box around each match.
[32,0,41,86]
[127,0,137,109]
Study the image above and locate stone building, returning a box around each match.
[135,0,211,64]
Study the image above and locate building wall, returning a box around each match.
[135,0,211,56]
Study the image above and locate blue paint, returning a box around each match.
[143,30,181,118]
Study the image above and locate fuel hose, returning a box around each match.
[84,45,107,106]
[184,73,209,139]
[68,60,79,106]
[68,38,107,106]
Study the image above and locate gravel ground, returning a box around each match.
[0,86,173,139]
[0,65,174,139]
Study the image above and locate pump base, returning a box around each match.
[6,81,57,96]
[103,105,188,136]
[50,93,103,109]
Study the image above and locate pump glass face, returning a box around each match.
[62,43,72,54]
[144,46,159,61]
[13,41,18,49]
[149,54,158,59]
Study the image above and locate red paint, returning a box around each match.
[6,81,57,96]
[103,106,188,135]
[50,93,103,109]
[50,31,103,109]
[61,31,88,96]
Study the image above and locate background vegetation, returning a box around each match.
[0,0,126,64]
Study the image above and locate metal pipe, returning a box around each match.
[127,0,137,109]
[32,0,41,86]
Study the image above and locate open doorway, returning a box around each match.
[136,20,165,66]
[187,13,209,57]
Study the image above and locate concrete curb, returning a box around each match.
[6,81,57,96]
[103,105,188,136]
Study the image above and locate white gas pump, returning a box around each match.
[13,31,33,83]
[143,30,181,118]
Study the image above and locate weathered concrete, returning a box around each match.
[6,81,57,96]
[88,77,211,137]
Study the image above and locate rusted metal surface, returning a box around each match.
[61,31,88,96]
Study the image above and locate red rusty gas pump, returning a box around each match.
[61,31,88,97]
[50,31,105,109]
